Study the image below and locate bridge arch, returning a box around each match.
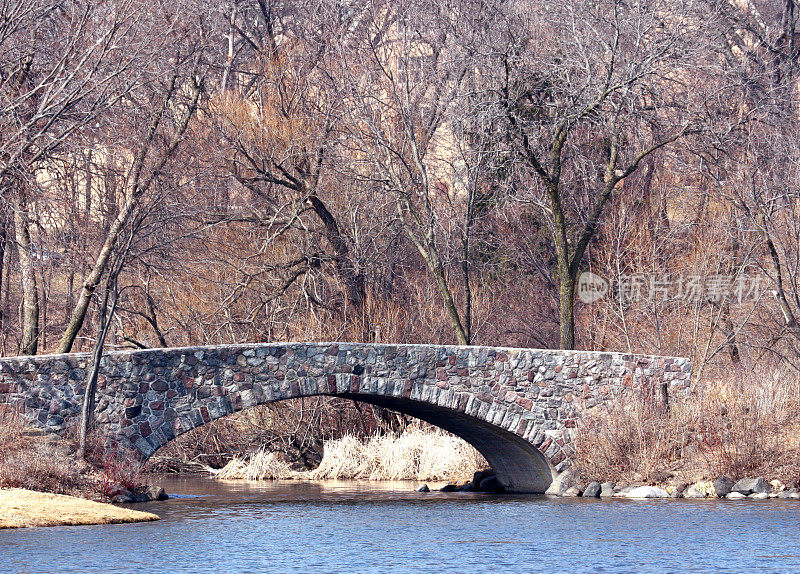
[0,342,691,493]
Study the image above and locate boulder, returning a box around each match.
[479,475,504,493]
[778,488,798,499]
[458,483,476,492]
[416,484,430,492]
[131,491,152,503]
[670,483,687,499]
[583,482,602,498]
[713,476,735,498]
[613,486,634,498]
[726,492,747,500]
[731,477,770,496]
[111,490,135,504]
[749,492,769,500]
[147,485,169,501]
[599,481,616,498]
[564,486,582,497]
[684,487,705,499]
[471,469,494,490]
[545,471,573,496]
[439,484,459,492]
[624,486,670,499]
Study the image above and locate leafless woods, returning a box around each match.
[0,0,799,381]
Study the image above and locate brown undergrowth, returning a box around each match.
[0,408,148,501]
[573,366,800,486]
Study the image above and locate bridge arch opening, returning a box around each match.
[146,394,556,493]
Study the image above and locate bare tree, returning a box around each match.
[328,0,498,345]
[497,0,711,349]
[58,64,203,353]
[702,0,800,365]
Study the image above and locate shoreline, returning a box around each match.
[0,488,159,529]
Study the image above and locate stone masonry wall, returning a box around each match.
[0,343,691,480]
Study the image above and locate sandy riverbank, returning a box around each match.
[0,488,159,529]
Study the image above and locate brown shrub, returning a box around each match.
[696,367,800,484]
[0,409,147,499]
[574,366,800,486]
[573,392,692,484]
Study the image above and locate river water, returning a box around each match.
[2,475,800,573]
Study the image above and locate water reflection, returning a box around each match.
[2,476,800,574]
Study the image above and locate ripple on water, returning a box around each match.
[1,477,800,574]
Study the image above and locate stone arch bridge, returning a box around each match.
[0,343,690,492]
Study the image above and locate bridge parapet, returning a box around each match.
[0,343,690,492]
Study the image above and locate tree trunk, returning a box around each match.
[14,193,39,355]
[58,193,137,353]
[78,280,118,460]
[0,210,6,334]
[558,271,576,350]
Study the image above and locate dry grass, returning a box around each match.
[152,397,382,471]
[0,489,158,529]
[573,394,689,484]
[574,366,800,486]
[696,368,800,483]
[306,426,486,482]
[213,425,487,483]
[214,449,296,480]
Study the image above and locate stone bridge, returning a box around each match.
[0,343,691,492]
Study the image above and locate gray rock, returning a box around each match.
[439,484,459,492]
[684,487,706,498]
[564,486,582,497]
[112,489,134,504]
[749,492,769,500]
[416,484,430,492]
[583,482,602,498]
[147,485,169,501]
[713,476,735,498]
[726,492,747,500]
[479,475,504,493]
[732,477,770,496]
[624,486,670,499]
[471,469,494,490]
[131,491,152,503]
[458,483,476,492]
[545,471,573,496]
[672,483,688,498]
[599,481,616,498]
[777,489,795,499]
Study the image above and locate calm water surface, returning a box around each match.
[2,475,800,574]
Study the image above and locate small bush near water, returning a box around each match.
[215,425,487,483]
[0,408,149,500]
